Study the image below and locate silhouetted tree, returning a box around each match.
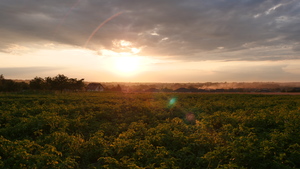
[110,84,122,92]
[0,74,4,90]
[67,78,85,91]
[30,77,46,90]
[52,74,69,93]
[45,77,53,90]
[29,74,85,92]
[1,79,15,91]
[0,75,29,92]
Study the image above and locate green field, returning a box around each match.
[1,92,300,168]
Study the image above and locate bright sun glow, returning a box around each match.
[100,40,147,76]
[120,40,131,47]
[114,56,141,75]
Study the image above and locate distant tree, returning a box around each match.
[52,74,69,93]
[110,84,122,92]
[75,79,85,91]
[67,78,85,91]
[67,78,77,91]
[0,75,29,92]
[116,84,122,92]
[1,79,15,91]
[0,74,4,91]
[1,74,85,92]
[44,74,85,92]
[45,77,53,90]
[19,82,29,90]
[30,77,46,90]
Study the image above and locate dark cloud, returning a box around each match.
[0,0,300,61]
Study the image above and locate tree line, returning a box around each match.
[0,74,85,92]
[0,74,29,92]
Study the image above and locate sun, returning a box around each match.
[100,40,146,76]
[114,56,141,75]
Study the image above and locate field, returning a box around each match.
[1,92,300,168]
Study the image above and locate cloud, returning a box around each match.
[1,0,300,61]
[0,67,64,78]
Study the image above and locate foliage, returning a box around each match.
[29,74,85,92]
[0,74,29,92]
[1,93,300,168]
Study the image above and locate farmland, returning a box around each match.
[1,92,300,168]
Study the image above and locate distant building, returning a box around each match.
[86,83,104,91]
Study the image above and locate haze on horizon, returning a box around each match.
[1,0,300,83]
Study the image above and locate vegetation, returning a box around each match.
[0,74,85,92]
[1,92,300,168]
[0,74,29,92]
[29,74,85,92]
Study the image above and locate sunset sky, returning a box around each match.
[1,0,300,82]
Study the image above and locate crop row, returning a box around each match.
[1,93,300,168]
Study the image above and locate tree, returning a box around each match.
[30,77,46,90]
[52,74,69,93]
[110,84,122,92]
[0,75,29,92]
[2,74,85,92]
[45,76,53,90]
[43,74,85,92]
[0,74,4,91]
[67,78,85,91]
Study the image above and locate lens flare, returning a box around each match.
[185,112,196,123]
[168,97,177,107]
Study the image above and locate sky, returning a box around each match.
[1,0,300,82]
